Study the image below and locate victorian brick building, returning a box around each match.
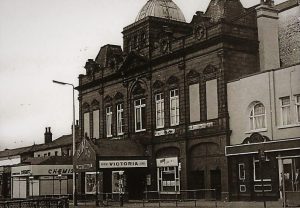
[75,0,261,200]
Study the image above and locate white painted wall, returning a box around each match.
[228,65,300,145]
[34,147,61,157]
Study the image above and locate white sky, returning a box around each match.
[0,0,265,150]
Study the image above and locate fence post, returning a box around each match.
[194,190,197,207]
[158,192,161,207]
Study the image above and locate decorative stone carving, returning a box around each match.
[132,82,146,95]
[167,75,179,85]
[114,92,124,100]
[203,64,217,74]
[193,24,207,41]
[153,80,164,89]
[242,133,270,144]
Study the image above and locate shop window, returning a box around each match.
[83,112,90,137]
[253,159,272,182]
[249,102,266,131]
[155,93,164,129]
[112,171,126,193]
[134,98,146,132]
[117,103,124,135]
[282,158,300,192]
[106,106,112,137]
[240,185,246,192]
[254,184,272,192]
[170,89,179,126]
[157,166,180,193]
[206,79,218,120]
[189,84,200,122]
[238,163,245,180]
[85,172,97,194]
[280,96,291,126]
[93,110,100,139]
[295,95,300,123]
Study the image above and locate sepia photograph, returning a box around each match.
[0,0,299,207]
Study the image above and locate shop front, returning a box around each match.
[156,157,180,194]
[226,134,300,201]
[0,166,11,199]
[99,159,148,200]
[11,165,73,199]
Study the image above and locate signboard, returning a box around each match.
[188,122,213,131]
[155,129,175,137]
[76,163,93,170]
[99,160,147,168]
[12,166,31,176]
[156,157,178,167]
[12,165,73,176]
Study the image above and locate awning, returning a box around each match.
[226,137,300,156]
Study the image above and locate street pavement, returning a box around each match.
[70,200,287,208]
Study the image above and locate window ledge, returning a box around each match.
[278,124,300,129]
[245,128,267,134]
[254,179,271,182]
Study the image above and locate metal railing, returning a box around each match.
[76,192,129,207]
[0,197,68,208]
[142,189,218,207]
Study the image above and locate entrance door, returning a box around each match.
[127,169,145,200]
[210,170,221,200]
[189,170,205,199]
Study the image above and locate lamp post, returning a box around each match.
[52,80,77,206]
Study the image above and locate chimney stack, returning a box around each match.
[44,127,52,144]
[256,1,280,71]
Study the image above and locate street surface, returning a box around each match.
[70,200,286,208]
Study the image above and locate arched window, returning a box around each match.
[249,102,266,131]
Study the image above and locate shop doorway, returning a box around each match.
[189,170,205,198]
[210,170,221,200]
[127,169,145,200]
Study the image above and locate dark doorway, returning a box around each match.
[126,169,145,200]
[210,170,221,200]
[189,170,205,199]
[103,170,112,194]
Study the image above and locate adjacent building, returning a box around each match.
[0,127,76,199]
[226,0,300,201]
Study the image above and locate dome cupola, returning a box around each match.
[135,0,186,22]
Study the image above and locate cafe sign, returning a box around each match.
[99,160,147,168]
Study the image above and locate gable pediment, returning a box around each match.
[118,52,149,75]
[75,137,97,172]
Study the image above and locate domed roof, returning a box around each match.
[135,0,186,23]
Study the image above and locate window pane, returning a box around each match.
[93,110,100,139]
[136,108,141,130]
[282,97,290,106]
[142,105,146,130]
[84,113,90,137]
[254,104,265,115]
[189,84,200,122]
